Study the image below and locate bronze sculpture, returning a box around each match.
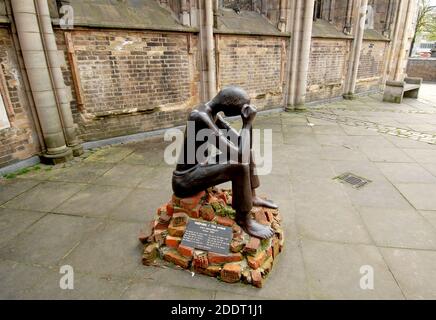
[172,86,278,239]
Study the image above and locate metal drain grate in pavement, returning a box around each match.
[334,172,371,189]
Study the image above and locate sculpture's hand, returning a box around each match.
[241,104,257,125]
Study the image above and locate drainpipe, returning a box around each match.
[343,0,368,99]
[285,0,302,111]
[294,0,315,109]
[11,0,72,164]
[394,0,413,81]
[35,0,83,156]
[383,0,403,83]
[205,0,216,99]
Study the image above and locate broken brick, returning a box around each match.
[200,205,215,221]
[172,212,188,227]
[230,240,245,253]
[177,245,194,259]
[163,250,191,268]
[179,191,205,210]
[196,265,221,277]
[221,263,241,283]
[208,252,243,264]
[272,238,280,258]
[244,237,261,255]
[138,221,154,244]
[168,221,186,237]
[158,211,172,224]
[157,205,167,216]
[261,256,274,276]
[142,243,159,265]
[247,250,267,270]
[193,251,209,269]
[254,210,270,226]
[265,210,274,223]
[166,203,174,216]
[152,229,166,244]
[215,216,235,227]
[251,270,263,288]
[241,269,252,284]
[172,194,181,206]
[188,205,201,218]
[165,235,181,248]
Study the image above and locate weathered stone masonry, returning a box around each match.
[0,27,40,167]
[217,35,287,109]
[0,0,417,169]
[55,29,201,141]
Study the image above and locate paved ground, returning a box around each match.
[1,83,436,299]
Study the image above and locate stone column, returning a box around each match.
[294,0,315,109]
[285,0,314,110]
[205,0,217,99]
[35,0,83,156]
[11,0,72,163]
[343,0,368,100]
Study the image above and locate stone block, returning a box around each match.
[163,250,190,268]
[244,237,260,255]
[172,212,188,227]
[142,243,159,265]
[247,250,267,270]
[221,263,241,283]
[208,252,243,264]
[200,205,215,221]
[177,245,194,259]
[167,221,186,237]
[251,270,263,288]
[215,216,235,227]
[165,235,181,248]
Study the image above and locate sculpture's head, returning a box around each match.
[210,86,251,117]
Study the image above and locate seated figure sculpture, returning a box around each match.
[172,86,278,239]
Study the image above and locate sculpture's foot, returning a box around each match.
[237,214,275,239]
[252,196,278,209]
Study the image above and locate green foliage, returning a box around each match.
[2,165,44,179]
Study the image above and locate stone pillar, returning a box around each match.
[11,0,72,164]
[394,0,415,80]
[285,0,314,110]
[343,0,368,100]
[285,0,302,111]
[35,0,83,156]
[205,0,217,99]
[294,0,314,109]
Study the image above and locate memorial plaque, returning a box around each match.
[181,220,233,255]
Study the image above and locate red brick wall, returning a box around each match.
[356,40,388,93]
[217,35,287,110]
[306,38,351,102]
[406,58,436,82]
[0,27,40,168]
[56,29,200,142]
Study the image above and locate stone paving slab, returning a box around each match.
[2,84,436,299]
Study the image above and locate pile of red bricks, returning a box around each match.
[138,188,284,288]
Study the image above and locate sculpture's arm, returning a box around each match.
[216,114,240,143]
[193,112,239,155]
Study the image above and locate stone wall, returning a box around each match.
[356,40,388,93]
[0,27,40,168]
[406,58,436,82]
[217,35,287,110]
[55,29,200,142]
[306,38,351,102]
